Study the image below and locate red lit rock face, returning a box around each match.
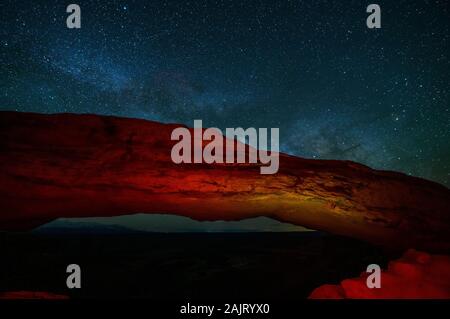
[309,249,450,299]
[0,111,449,251]
[0,291,69,299]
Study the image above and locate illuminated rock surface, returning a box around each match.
[1,111,449,251]
[309,249,450,299]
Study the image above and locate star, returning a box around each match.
[0,0,448,188]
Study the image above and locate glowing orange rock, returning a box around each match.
[309,249,450,299]
[0,112,449,251]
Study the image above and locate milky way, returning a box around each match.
[1,0,449,186]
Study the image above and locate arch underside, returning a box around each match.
[1,111,449,252]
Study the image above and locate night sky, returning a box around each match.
[1,0,449,191]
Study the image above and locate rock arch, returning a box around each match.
[1,111,449,252]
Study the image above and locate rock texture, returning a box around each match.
[1,111,449,251]
[309,249,450,299]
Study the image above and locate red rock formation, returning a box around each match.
[1,111,449,251]
[309,249,450,299]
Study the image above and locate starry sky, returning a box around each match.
[1,0,449,191]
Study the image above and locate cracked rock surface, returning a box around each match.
[1,111,449,251]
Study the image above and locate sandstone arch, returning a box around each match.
[1,112,449,252]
